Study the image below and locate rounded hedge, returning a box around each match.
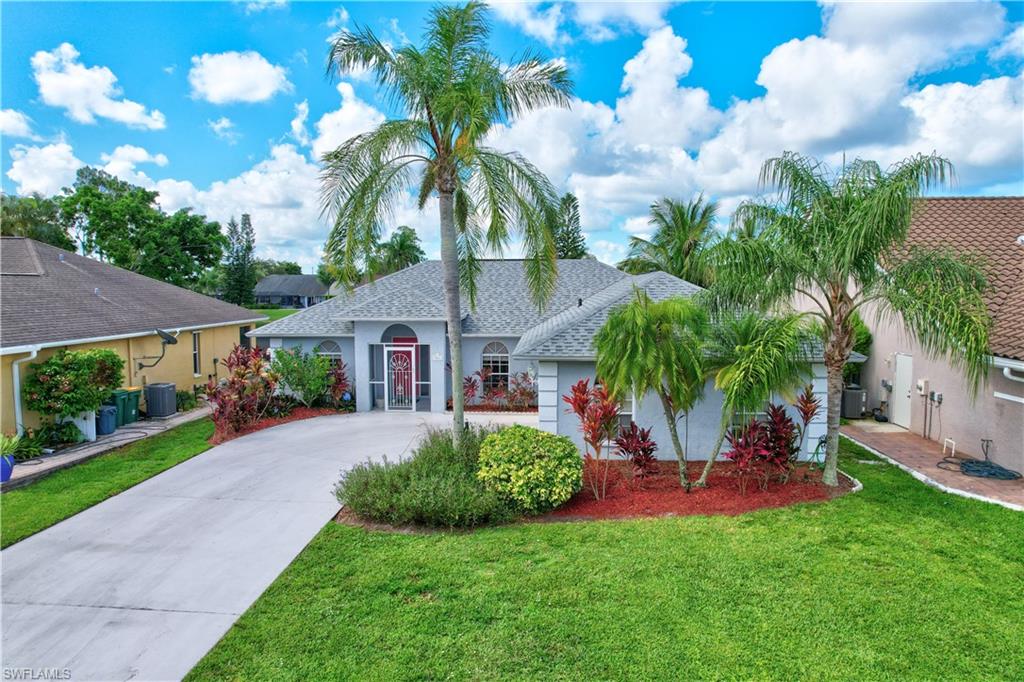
[477,425,582,514]
[22,349,125,417]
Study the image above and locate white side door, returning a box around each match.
[891,353,913,429]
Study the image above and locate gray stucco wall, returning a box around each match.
[861,306,1023,472]
[546,360,828,461]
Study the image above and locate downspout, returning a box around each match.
[11,347,40,435]
[1003,367,1024,383]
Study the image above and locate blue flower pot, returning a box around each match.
[0,455,14,483]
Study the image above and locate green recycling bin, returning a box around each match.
[110,389,129,427]
[123,387,142,424]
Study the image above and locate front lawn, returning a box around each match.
[1,418,214,548]
[248,307,299,327]
[188,441,1024,680]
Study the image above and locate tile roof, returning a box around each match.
[902,197,1024,361]
[251,259,626,337]
[254,274,328,297]
[0,238,264,350]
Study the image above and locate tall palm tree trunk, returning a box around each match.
[438,189,465,442]
[695,414,731,487]
[659,392,690,490]
[822,360,843,487]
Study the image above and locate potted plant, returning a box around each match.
[1,434,20,483]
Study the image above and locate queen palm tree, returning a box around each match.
[321,2,572,439]
[694,311,811,487]
[710,152,990,486]
[618,195,719,287]
[594,290,708,489]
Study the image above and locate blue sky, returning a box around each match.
[2,1,1022,270]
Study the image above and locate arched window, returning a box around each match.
[481,342,509,390]
[314,340,344,369]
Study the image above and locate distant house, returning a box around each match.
[860,197,1024,473]
[0,238,266,433]
[254,275,328,308]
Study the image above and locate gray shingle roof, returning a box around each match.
[254,274,328,297]
[1,238,264,349]
[514,271,704,359]
[251,259,626,338]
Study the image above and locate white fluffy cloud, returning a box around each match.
[99,144,168,186]
[243,0,287,14]
[489,1,673,45]
[991,24,1024,60]
[208,116,240,144]
[290,100,311,146]
[31,43,165,129]
[6,143,82,195]
[489,2,566,45]
[311,82,386,160]
[0,110,37,139]
[188,51,292,104]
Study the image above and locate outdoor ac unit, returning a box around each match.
[144,382,178,418]
[841,388,867,419]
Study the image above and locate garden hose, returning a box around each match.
[937,440,1022,481]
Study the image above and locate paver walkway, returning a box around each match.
[842,420,1023,509]
[1,411,534,681]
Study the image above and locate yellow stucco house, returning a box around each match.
[1,237,266,433]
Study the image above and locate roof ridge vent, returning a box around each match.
[94,287,100,295]
[58,253,65,262]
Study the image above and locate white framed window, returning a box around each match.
[192,332,201,376]
[481,341,509,390]
[314,340,344,369]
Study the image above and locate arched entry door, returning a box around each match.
[385,330,418,411]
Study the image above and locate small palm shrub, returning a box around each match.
[336,426,515,528]
[477,425,582,514]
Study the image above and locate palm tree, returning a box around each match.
[618,196,719,287]
[554,193,588,259]
[377,226,426,274]
[594,290,707,489]
[321,2,572,439]
[710,152,990,486]
[1,192,75,250]
[694,311,811,487]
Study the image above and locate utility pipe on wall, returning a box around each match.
[1003,367,1024,383]
[11,347,40,435]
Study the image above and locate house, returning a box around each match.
[254,274,328,308]
[860,197,1024,473]
[0,238,266,433]
[249,259,830,459]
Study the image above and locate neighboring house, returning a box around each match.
[254,275,328,308]
[250,259,830,459]
[0,238,266,433]
[860,197,1024,472]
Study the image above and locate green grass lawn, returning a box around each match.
[248,307,299,327]
[1,418,214,548]
[188,440,1024,681]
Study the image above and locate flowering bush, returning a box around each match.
[22,349,124,417]
[205,345,278,438]
[614,422,658,483]
[563,379,620,500]
[477,425,582,514]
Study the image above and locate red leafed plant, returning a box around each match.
[327,361,351,405]
[462,374,479,406]
[614,421,658,485]
[563,379,620,500]
[763,403,799,482]
[507,372,537,411]
[723,419,771,495]
[793,384,820,455]
[482,381,507,410]
[205,345,278,439]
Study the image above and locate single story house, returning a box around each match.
[250,259,829,459]
[1,237,266,433]
[254,274,328,308]
[860,197,1023,473]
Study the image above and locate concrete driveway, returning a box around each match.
[1,410,534,681]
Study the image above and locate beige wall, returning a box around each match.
[1,324,248,433]
[861,308,1023,473]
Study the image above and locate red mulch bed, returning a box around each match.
[208,407,343,445]
[446,405,539,413]
[541,460,853,521]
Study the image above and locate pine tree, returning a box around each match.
[555,193,588,259]
[223,214,257,305]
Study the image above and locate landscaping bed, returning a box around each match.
[208,406,345,445]
[543,460,853,521]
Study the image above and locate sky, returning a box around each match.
[2,1,1022,271]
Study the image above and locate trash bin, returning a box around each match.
[123,387,142,424]
[110,389,129,427]
[96,405,117,435]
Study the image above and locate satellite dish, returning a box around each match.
[156,329,178,344]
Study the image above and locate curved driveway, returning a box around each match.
[1,411,533,681]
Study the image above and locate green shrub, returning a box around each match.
[176,390,198,412]
[270,347,331,407]
[477,425,582,514]
[22,349,125,417]
[336,426,516,528]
